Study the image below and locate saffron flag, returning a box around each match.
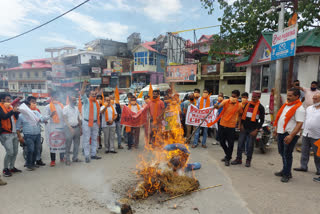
[148,84,153,100]
[120,105,148,127]
[115,86,120,104]
[78,95,82,115]
[137,91,143,98]
[66,96,70,105]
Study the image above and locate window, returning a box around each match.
[12,73,15,78]
[35,72,38,77]
[38,84,41,89]
[31,84,34,89]
[19,73,22,78]
[42,71,46,77]
[91,56,97,60]
[227,78,246,85]
[149,52,154,65]
[27,72,30,78]
[12,85,15,89]
[135,51,148,65]
[24,84,27,88]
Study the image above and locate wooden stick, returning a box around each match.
[160,184,222,203]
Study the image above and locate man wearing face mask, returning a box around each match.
[214,90,243,166]
[126,96,141,149]
[300,81,319,108]
[294,92,320,177]
[110,95,123,149]
[100,97,118,153]
[63,94,82,165]
[44,92,66,167]
[80,81,102,163]
[183,93,194,144]
[96,94,103,149]
[146,90,165,145]
[241,92,249,108]
[192,89,212,148]
[232,91,265,167]
[193,89,201,105]
[27,96,45,166]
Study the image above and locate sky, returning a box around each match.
[0,0,230,62]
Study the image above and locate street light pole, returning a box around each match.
[274,2,285,116]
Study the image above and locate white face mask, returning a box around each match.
[314,102,320,107]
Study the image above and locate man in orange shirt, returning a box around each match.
[215,90,243,166]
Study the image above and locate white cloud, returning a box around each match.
[101,0,134,11]
[141,0,182,22]
[65,12,129,41]
[40,33,80,47]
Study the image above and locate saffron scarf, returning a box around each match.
[88,96,100,127]
[314,139,320,157]
[0,103,13,132]
[126,104,141,132]
[49,101,64,124]
[207,99,240,127]
[273,99,302,131]
[241,101,260,122]
[199,97,210,109]
[104,105,116,122]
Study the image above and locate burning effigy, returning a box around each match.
[123,93,200,200]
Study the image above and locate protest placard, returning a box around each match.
[185,105,216,128]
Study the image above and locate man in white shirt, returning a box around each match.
[301,81,320,108]
[294,92,320,175]
[100,97,118,153]
[63,94,82,165]
[273,88,305,183]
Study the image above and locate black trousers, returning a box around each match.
[219,125,235,161]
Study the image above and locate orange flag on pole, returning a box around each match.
[66,96,70,105]
[78,95,82,115]
[101,92,105,104]
[115,86,120,104]
[137,91,143,98]
[148,83,153,100]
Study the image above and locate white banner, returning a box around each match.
[185,105,217,128]
[45,123,66,153]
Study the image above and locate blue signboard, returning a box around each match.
[271,25,298,61]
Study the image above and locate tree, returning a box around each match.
[201,0,320,54]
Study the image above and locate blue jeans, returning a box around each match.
[193,127,208,146]
[24,134,41,168]
[278,133,299,176]
[236,130,256,161]
[115,121,122,146]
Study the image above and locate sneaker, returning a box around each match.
[3,168,12,177]
[10,167,22,173]
[225,160,230,166]
[191,144,198,148]
[275,171,292,178]
[0,178,7,186]
[98,145,102,149]
[313,177,320,182]
[26,167,34,171]
[110,151,117,154]
[281,175,290,183]
[118,145,124,149]
[50,161,56,167]
[231,159,242,165]
[293,167,307,172]
[85,157,90,163]
[245,160,251,167]
[36,160,46,166]
[221,157,226,162]
[91,156,102,160]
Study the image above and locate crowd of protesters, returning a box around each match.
[0,80,319,186]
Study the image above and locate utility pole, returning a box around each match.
[274,2,285,116]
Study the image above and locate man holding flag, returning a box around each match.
[273,88,305,183]
[231,91,265,167]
